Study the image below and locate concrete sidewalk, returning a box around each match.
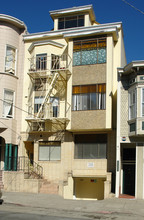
[1,191,144,217]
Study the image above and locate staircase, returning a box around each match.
[39,179,59,194]
[0,170,4,189]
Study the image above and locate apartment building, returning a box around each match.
[3,5,126,200]
[116,61,144,199]
[0,15,27,177]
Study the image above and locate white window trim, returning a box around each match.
[2,89,15,118]
[141,88,144,117]
[5,44,17,76]
[128,87,137,120]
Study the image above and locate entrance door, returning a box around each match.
[122,147,135,196]
[123,164,135,196]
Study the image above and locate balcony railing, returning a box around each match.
[28,54,71,74]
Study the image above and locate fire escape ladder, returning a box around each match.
[36,72,59,118]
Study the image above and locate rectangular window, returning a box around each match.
[58,15,84,30]
[50,97,59,117]
[142,122,144,130]
[3,89,14,118]
[5,46,16,75]
[39,142,61,161]
[142,88,144,116]
[72,84,106,111]
[51,54,60,70]
[73,37,106,66]
[130,123,136,132]
[36,54,47,71]
[34,96,44,113]
[75,143,106,159]
[34,78,46,91]
[129,89,136,120]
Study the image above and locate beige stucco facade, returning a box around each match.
[1,5,127,200]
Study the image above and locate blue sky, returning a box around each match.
[1,0,144,64]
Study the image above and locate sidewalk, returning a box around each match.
[1,191,144,217]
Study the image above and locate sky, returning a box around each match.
[0,0,144,64]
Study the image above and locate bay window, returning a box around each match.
[72,84,106,111]
[3,89,14,118]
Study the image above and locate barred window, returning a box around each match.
[72,84,106,111]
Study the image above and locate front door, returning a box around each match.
[122,147,135,196]
[123,164,135,196]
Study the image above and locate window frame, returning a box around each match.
[141,88,144,117]
[5,45,17,75]
[3,89,14,118]
[72,84,106,111]
[34,96,44,114]
[39,142,61,161]
[73,37,106,66]
[58,15,84,30]
[129,88,136,120]
[74,142,107,159]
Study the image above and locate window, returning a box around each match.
[51,54,60,70]
[3,89,14,118]
[75,143,106,159]
[5,46,16,74]
[36,54,47,70]
[72,84,106,111]
[58,15,84,30]
[142,122,144,130]
[142,88,144,116]
[50,97,59,117]
[73,37,106,66]
[39,142,61,161]
[129,123,136,132]
[34,78,46,91]
[34,97,44,113]
[129,89,136,120]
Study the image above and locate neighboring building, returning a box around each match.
[116,61,144,199]
[0,15,27,176]
[2,5,126,200]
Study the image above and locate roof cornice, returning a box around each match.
[118,60,144,75]
[23,22,122,42]
[0,14,27,30]
[49,5,95,21]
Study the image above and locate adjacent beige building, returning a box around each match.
[116,61,144,199]
[1,5,127,200]
[0,15,27,176]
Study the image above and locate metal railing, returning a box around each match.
[17,156,43,179]
[28,54,72,73]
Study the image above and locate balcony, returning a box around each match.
[25,103,70,132]
[28,54,72,78]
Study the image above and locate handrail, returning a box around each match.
[17,156,43,179]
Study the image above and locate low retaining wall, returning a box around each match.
[3,171,40,193]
